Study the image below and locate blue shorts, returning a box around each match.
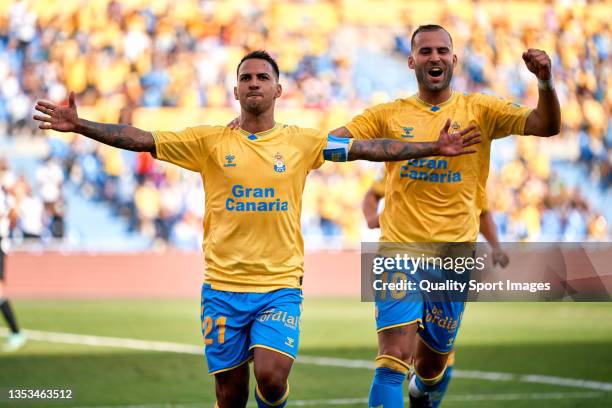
[201,284,303,374]
[375,266,466,353]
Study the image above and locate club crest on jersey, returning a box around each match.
[223,154,236,167]
[401,126,414,138]
[273,152,286,173]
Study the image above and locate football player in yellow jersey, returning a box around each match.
[362,170,509,408]
[332,25,560,408]
[33,50,480,408]
[364,171,509,267]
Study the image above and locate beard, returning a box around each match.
[241,94,274,116]
[244,101,263,115]
[415,66,454,92]
[242,99,268,115]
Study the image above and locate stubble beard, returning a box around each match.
[416,67,454,93]
[243,99,266,116]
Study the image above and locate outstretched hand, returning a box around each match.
[33,92,79,132]
[436,119,481,156]
[522,49,552,81]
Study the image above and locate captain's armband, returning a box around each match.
[323,135,352,162]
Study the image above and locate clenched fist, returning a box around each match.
[522,49,552,81]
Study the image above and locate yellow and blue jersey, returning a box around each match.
[375,169,489,216]
[153,123,351,292]
[346,91,532,243]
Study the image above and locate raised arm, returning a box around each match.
[33,92,155,154]
[347,120,480,161]
[522,49,561,137]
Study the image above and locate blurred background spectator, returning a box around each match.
[0,0,609,250]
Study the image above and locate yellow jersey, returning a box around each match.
[375,168,489,220]
[346,91,532,243]
[153,124,350,292]
[478,184,489,213]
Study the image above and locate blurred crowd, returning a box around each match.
[0,157,65,244]
[487,138,609,242]
[0,0,610,246]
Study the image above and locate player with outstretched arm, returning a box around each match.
[34,50,480,408]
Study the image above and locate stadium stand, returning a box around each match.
[0,0,609,248]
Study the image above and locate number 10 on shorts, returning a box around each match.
[202,315,227,345]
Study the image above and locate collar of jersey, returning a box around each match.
[413,90,456,111]
[237,123,281,139]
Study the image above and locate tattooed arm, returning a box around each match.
[75,120,155,154]
[349,139,438,161]
[347,120,480,161]
[34,92,155,154]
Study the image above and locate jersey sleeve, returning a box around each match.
[344,104,388,140]
[301,129,327,170]
[152,125,217,172]
[475,94,533,140]
[477,189,489,212]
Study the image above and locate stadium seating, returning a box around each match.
[0,0,609,247]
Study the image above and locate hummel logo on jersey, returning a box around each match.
[451,121,461,130]
[224,154,236,167]
[401,127,414,138]
[285,337,295,347]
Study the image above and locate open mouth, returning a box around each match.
[428,67,444,78]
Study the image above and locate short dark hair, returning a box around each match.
[410,25,453,50]
[236,50,280,79]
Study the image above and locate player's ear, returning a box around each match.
[233,86,238,100]
[453,53,457,67]
[275,83,282,99]
[408,55,415,70]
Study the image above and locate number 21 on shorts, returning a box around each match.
[202,315,227,345]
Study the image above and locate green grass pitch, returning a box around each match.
[1,299,611,407]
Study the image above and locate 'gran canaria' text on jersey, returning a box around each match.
[225,184,289,211]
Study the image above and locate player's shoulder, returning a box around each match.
[180,124,227,139]
[192,124,227,133]
[282,124,326,140]
[462,92,529,117]
[461,91,511,106]
[366,99,407,113]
